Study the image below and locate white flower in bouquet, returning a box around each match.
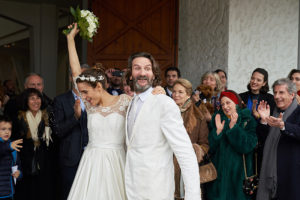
[80,10,89,18]
[63,6,99,42]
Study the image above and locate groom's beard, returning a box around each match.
[133,76,154,93]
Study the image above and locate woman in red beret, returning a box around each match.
[206,90,257,200]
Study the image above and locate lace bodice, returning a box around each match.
[73,77,132,117]
[85,94,131,117]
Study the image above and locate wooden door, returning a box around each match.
[88,0,179,81]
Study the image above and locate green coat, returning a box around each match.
[206,108,257,200]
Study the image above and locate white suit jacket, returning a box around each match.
[125,93,201,200]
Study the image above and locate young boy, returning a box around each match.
[0,115,22,200]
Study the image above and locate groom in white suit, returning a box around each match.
[125,52,201,200]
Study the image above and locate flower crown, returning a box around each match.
[76,75,104,82]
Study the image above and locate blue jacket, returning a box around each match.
[0,138,21,198]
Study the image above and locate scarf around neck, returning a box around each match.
[256,98,298,200]
[26,110,52,149]
[179,98,192,113]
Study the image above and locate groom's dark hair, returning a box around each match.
[126,52,161,90]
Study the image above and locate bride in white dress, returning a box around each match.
[66,23,164,200]
[66,23,130,200]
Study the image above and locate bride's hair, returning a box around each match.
[76,68,107,89]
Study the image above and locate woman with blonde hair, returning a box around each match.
[193,71,223,122]
[172,78,209,199]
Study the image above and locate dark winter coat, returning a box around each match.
[256,105,300,200]
[206,108,257,200]
[0,138,21,198]
[16,110,55,200]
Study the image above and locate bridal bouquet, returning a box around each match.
[63,6,99,42]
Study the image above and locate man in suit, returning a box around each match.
[53,65,89,200]
[257,78,300,200]
[125,52,200,200]
[164,67,181,98]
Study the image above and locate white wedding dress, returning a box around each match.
[68,94,131,200]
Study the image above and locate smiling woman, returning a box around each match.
[16,88,54,200]
[207,90,257,200]
[239,68,275,119]
[172,78,209,199]
[239,68,276,179]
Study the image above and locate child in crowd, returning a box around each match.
[0,115,23,200]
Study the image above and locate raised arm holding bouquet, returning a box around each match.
[63,6,99,42]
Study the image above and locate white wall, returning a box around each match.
[228,0,299,93]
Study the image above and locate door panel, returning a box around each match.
[88,0,178,81]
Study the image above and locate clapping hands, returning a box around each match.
[267,113,284,129]
[257,100,284,129]
[257,100,270,123]
[215,114,225,135]
[252,99,260,119]
[229,112,238,129]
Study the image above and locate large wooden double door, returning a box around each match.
[88,0,179,80]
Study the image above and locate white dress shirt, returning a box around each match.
[127,87,153,139]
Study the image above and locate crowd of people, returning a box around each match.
[0,23,300,200]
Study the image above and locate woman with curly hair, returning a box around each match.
[16,88,54,200]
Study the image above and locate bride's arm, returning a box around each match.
[66,23,81,78]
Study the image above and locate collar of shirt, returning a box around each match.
[134,87,154,103]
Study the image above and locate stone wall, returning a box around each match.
[178,0,229,87]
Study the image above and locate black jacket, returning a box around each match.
[164,86,172,98]
[257,105,300,200]
[239,91,275,114]
[0,139,21,198]
[53,90,88,167]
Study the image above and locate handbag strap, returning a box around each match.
[242,152,257,178]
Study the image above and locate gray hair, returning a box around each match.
[24,73,43,86]
[272,78,297,95]
[80,63,91,69]
[200,71,223,94]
